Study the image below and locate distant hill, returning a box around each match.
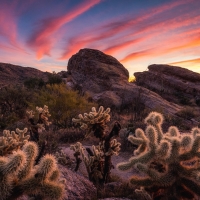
[0,62,49,88]
[0,49,200,130]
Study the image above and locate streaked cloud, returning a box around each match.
[0,0,200,74]
[27,0,101,59]
[169,58,200,73]
[60,0,200,62]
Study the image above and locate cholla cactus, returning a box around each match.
[105,139,121,156]
[70,142,104,184]
[0,141,65,200]
[71,106,121,185]
[55,149,71,166]
[26,105,51,142]
[0,128,30,156]
[72,106,110,138]
[36,105,51,126]
[117,112,200,199]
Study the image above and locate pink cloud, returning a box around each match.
[60,0,197,59]
[28,0,101,59]
[119,27,200,64]
[120,49,154,63]
[169,58,200,65]
[0,5,18,46]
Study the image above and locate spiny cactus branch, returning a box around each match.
[117,111,200,199]
[71,106,121,185]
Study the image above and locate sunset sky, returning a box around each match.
[0,0,200,76]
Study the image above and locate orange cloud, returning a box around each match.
[28,0,101,59]
[120,49,154,63]
[168,58,200,73]
[60,0,197,60]
[0,5,17,46]
[104,38,145,55]
[169,58,200,66]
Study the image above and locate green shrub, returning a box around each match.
[30,83,97,129]
[0,86,32,130]
[24,77,45,89]
[47,72,63,85]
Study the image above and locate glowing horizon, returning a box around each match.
[0,0,200,75]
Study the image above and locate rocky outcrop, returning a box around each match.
[60,165,97,200]
[0,62,49,87]
[67,48,129,93]
[134,64,200,105]
[67,49,182,116]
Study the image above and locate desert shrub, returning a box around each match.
[47,71,63,85]
[24,77,45,89]
[0,85,32,130]
[97,180,137,199]
[30,83,97,129]
[117,111,200,199]
[58,127,85,143]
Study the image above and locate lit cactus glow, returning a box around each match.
[0,141,65,200]
[117,112,200,199]
[0,128,30,156]
[72,106,110,136]
[71,106,121,184]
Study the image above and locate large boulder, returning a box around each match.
[67,49,182,116]
[60,165,97,200]
[67,48,129,94]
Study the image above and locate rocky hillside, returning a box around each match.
[0,62,49,87]
[0,50,199,128]
[66,49,182,115]
[134,64,200,106]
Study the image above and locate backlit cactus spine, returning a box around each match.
[72,106,121,185]
[117,112,200,199]
[0,128,30,156]
[72,106,110,138]
[70,142,104,183]
[0,141,65,200]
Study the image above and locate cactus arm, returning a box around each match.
[130,176,154,186]
[117,150,154,171]
[128,135,144,146]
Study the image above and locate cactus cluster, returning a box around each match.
[36,105,51,126]
[55,149,71,166]
[26,105,51,142]
[105,139,121,156]
[72,106,110,137]
[117,112,200,199]
[0,141,65,200]
[71,106,121,185]
[0,128,29,156]
[27,105,51,126]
